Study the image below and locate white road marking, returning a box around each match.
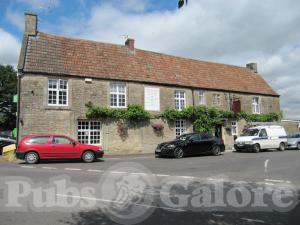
[264,179,285,183]
[156,174,170,177]
[264,159,270,173]
[212,213,224,217]
[241,218,265,223]
[87,169,102,173]
[110,171,127,174]
[42,167,57,170]
[65,168,82,171]
[56,193,186,212]
[177,176,195,179]
[131,172,147,175]
[20,165,36,169]
[264,182,275,186]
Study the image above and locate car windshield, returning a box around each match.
[241,129,259,136]
[175,134,192,141]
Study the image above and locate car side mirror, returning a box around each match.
[72,141,77,146]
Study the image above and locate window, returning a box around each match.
[231,120,238,136]
[26,136,50,144]
[199,90,206,105]
[259,129,268,138]
[174,90,185,110]
[252,97,261,114]
[48,79,68,106]
[78,121,101,145]
[110,83,126,108]
[212,94,221,105]
[53,136,72,144]
[175,120,187,137]
[144,87,160,111]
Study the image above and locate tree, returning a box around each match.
[0,65,17,131]
[178,0,188,9]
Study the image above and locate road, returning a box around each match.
[0,149,300,225]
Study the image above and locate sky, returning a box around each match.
[0,0,299,119]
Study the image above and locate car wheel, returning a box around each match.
[253,144,260,153]
[212,145,221,156]
[82,151,95,163]
[297,143,300,150]
[174,147,184,159]
[278,142,285,151]
[25,152,39,164]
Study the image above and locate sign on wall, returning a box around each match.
[144,87,160,111]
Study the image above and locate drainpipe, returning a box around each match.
[16,71,22,144]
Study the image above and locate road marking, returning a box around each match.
[110,171,127,174]
[87,169,102,173]
[241,218,265,223]
[42,167,57,170]
[56,193,186,212]
[177,176,195,179]
[65,168,81,171]
[264,182,275,186]
[20,165,36,169]
[131,172,147,175]
[264,159,270,173]
[156,174,170,177]
[264,179,285,183]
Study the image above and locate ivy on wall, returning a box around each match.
[86,103,282,133]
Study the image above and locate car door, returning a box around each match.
[51,136,79,159]
[190,134,211,155]
[25,136,52,159]
[258,129,269,149]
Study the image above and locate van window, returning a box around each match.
[242,129,259,136]
[259,129,268,138]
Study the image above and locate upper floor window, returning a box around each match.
[199,90,206,105]
[110,83,126,108]
[48,79,68,106]
[252,97,261,114]
[174,90,185,110]
[212,94,221,105]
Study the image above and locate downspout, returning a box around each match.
[16,71,22,144]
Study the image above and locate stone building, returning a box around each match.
[17,13,280,154]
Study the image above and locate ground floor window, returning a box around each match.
[231,120,238,136]
[77,121,101,145]
[175,120,187,137]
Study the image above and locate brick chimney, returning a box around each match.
[246,63,258,73]
[125,38,135,51]
[25,12,37,36]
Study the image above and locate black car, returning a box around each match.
[155,133,225,158]
[0,136,16,155]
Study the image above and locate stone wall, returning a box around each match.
[19,74,281,154]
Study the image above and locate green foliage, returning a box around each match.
[237,111,283,122]
[0,65,17,130]
[86,103,151,123]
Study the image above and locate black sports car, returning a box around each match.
[155,133,225,158]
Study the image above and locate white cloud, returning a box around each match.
[56,0,300,119]
[0,28,21,67]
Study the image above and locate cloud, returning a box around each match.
[17,0,60,11]
[5,8,24,30]
[0,28,21,67]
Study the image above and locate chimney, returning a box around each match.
[246,62,258,73]
[24,12,37,36]
[125,38,135,51]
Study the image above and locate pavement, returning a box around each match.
[0,149,299,225]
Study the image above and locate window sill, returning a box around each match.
[45,106,71,111]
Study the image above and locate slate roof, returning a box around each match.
[23,32,279,96]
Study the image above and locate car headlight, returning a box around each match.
[245,141,253,145]
[167,144,176,148]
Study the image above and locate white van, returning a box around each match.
[234,125,288,153]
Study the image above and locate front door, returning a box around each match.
[51,136,79,159]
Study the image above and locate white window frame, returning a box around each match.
[174,90,186,111]
[252,97,261,114]
[212,94,221,105]
[48,79,68,106]
[231,120,238,136]
[110,83,127,108]
[77,121,101,145]
[198,90,206,105]
[175,119,187,137]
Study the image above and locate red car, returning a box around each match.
[16,134,104,164]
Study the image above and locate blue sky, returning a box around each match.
[0,0,300,119]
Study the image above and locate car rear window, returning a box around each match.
[26,136,50,144]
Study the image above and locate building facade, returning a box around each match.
[17,13,281,154]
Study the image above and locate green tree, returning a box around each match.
[0,65,17,131]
